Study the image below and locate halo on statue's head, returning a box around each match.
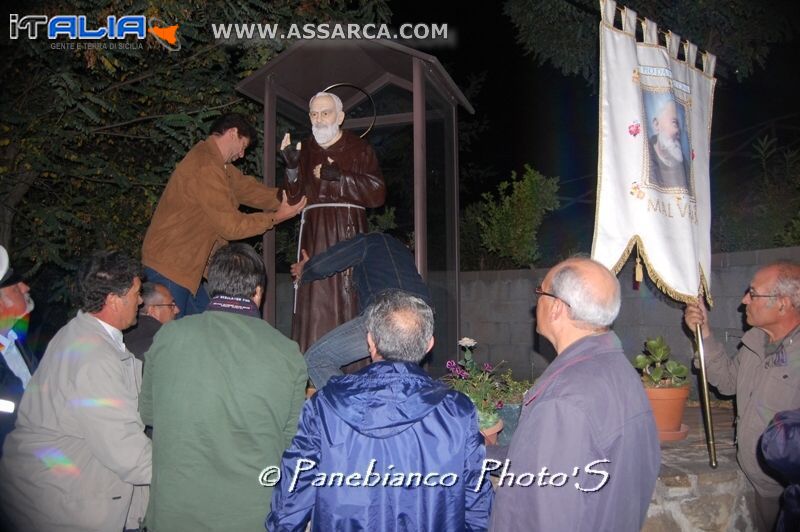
[322,83,376,139]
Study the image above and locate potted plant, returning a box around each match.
[632,336,691,441]
[493,369,532,446]
[442,338,531,445]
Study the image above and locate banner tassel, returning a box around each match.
[635,254,644,282]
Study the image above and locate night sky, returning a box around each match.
[392,2,800,264]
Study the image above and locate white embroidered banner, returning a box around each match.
[591,0,716,303]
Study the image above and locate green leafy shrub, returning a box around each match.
[632,336,690,388]
[476,165,559,268]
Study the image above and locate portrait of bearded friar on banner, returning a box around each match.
[643,91,693,194]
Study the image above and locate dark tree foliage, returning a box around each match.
[504,0,799,87]
[0,0,391,300]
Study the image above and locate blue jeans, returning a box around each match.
[305,314,370,389]
[143,267,209,319]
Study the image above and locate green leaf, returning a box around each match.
[649,367,664,383]
[632,355,651,370]
[671,364,689,378]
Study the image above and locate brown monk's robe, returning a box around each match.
[286,130,385,352]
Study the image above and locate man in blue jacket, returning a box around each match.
[490,257,660,531]
[761,408,800,532]
[266,290,492,531]
[291,232,430,389]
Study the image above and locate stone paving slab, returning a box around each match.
[645,405,756,532]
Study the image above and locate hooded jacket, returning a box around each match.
[266,361,492,531]
[761,408,800,532]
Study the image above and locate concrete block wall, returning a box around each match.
[273,246,800,392]
[457,246,800,392]
[459,270,550,381]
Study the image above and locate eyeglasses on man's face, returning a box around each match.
[534,286,571,308]
[149,302,178,309]
[745,287,779,300]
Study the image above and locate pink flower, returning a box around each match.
[446,360,457,371]
[495,400,504,409]
[482,362,493,372]
[456,367,469,379]
[628,121,641,137]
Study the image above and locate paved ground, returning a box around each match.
[660,404,737,480]
[645,404,756,531]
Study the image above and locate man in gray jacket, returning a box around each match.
[685,261,800,531]
[0,251,151,532]
[490,257,659,531]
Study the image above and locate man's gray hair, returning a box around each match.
[365,290,434,363]
[309,91,343,114]
[551,259,621,330]
[768,261,800,310]
[139,282,160,313]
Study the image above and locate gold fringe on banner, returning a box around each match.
[610,234,713,307]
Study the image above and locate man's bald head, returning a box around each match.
[763,261,800,311]
[548,257,621,330]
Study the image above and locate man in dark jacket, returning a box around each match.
[490,257,660,531]
[266,290,492,531]
[0,245,38,456]
[292,232,430,389]
[123,282,179,362]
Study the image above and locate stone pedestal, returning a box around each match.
[644,406,756,531]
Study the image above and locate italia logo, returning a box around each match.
[8,14,181,51]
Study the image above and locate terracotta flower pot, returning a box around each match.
[480,419,504,446]
[645,385,690,441]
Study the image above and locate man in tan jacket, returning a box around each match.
[0,251,152,532]
[142,113,306,317]
[685,261,800,531]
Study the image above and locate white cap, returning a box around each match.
[0,245,9,284]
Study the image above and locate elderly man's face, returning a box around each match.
[146,285,179,324]
[535,270,556,340]
[654,102,683,165]
[0,282,34,324]
[656,102,680,140]
[309,96,339,126]
[309,95,343,146]
[741,266,784,331]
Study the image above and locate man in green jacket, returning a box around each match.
[140,243,307,531]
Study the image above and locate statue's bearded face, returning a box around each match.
[309,95,342,146]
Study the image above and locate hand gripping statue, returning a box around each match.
[281,91,386,352]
